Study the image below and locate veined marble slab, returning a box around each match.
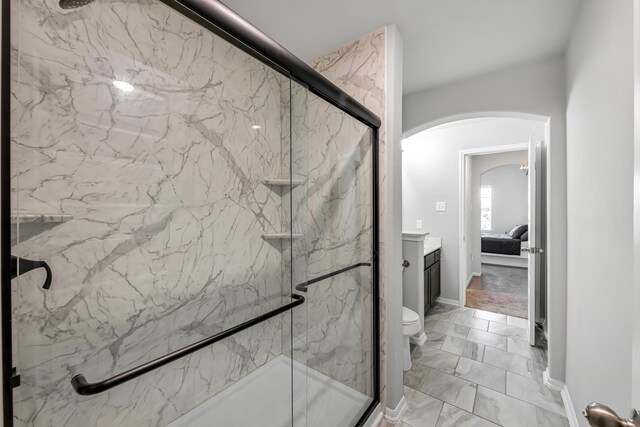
[11,0,292,425]
[11,0,380,426]
[309,27,387,407]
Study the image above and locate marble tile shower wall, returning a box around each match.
[309,28,387,404]
[11,0,291,425]
[281,82,374,397]
[301,92,374,396]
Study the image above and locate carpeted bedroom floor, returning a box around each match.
[466,264,528,318]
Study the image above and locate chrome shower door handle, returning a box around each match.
[583,403,640,427]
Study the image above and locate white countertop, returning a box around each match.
[402,231,430,242]
[424,237,442,255]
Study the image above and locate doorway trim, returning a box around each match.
[401,110,551,311]
[633,0,640,409]
[458,142,529,308]
[402,109,559,384]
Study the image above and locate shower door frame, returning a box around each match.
[0,0,382,425]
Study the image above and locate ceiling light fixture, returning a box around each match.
[251,125,262,129]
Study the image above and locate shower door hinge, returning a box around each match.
[11,367,20,388]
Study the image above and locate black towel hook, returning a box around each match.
[10,255,52,289]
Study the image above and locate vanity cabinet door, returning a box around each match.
[430,261,441,301]
[424,252,435,268]
[424,265,431,313]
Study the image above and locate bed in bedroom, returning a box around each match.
[481,225,529,268]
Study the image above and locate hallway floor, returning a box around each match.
[466,264,528,318]
[396,303,569,427]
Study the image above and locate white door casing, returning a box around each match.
[527,136,540,346]
[633,0,640,411]
[457,143,529,308]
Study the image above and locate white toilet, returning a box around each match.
[402,306,421,371]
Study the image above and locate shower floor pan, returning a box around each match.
[167,355,372,427]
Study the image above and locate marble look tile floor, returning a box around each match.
[398,303,570,427]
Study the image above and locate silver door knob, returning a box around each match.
[402,260,410,268]
[528,247,544,254]
[583,403,640,427]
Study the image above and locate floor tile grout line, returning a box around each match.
[466,336,507,352]
[486,377,566,419]
[507,368,552,383]
[420,387,477,416]
[468,389,505,426]
[404,383,422,393]
[457,355,508,376]
[433,398,446,427]
[419,360,460,377]
[481,362,534,379]
[475,385,542,426]
[504,365,508,397]
[503,371,567,412]
[483,346,536,376]
[419,305,569,425]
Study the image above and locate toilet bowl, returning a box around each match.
[402,307,421,371]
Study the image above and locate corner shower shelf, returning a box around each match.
[261,179,303,188]
[262,233,302,240]
[10,213,72,245]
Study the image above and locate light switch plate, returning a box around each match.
[436,202,447,212]
[416,220,423,229]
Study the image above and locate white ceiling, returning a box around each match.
[221,0,582,95]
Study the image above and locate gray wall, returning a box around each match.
[402,54,568,382]
[402,119,543,302]
[480,164,528,235]
[565,0,634,423]
[386,24,406,414]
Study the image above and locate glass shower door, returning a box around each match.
[292,88,376,427]
[9,0,303,425]
[6,0,378,425]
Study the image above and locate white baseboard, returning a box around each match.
[410,331,427,346]
[466,272,481,288]
[542,369,577,427]
[543,368,564,391]
[561,385,580,427]
[385,396,408,424]
[436,297,460,307]
[364,403,383,427]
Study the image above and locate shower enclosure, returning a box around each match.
[1,0,380,426]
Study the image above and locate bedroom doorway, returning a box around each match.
[471,153,529,318]
[401,114,550,347]
[459,136,547,346]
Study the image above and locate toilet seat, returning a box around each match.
[402,307,421,336]
[402,306,420,325]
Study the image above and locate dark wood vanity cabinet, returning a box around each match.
[430,261,441,302]
[424,249,441,314]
